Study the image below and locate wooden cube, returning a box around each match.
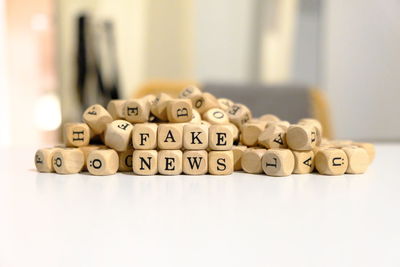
[87,149,119,176]
[104,120,133,152]
[208,151,234,175]
[166,99,193,123]
[217,98,234,112]
[124,97,151,123]
[78,145,106,171]
[241,148,267,174]
[52,148,85,174]
[241,121,268,147]
[292,150,315,174]
[63,123,91,147]
[202,108,230,125]
[208,124,233,151]
[118,149,134,172]
[179,85,202,99]
[258,124,288,149]
[150,93,173,121]
[298,118,322,146]
[232,145,247,171]
[157,123,184,150]
[183,124,208,150]
[107,100,126,120]
[158,150,183,175]
[190,109,202,123]
[342,146,369,174]
[353,142,375,163]
[259,114,280,122]
[83,104,113,135]
[132,150,158,175]
[132,123,158,150]
[228,123,240,141]
[183,150,208,175]
[190,92,219,114]
[315,148,348,175]
[227,103,252,129]
[35,147,61,173]
[286,124,317,151]
[261,149,294,177]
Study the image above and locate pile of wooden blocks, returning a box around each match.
[35,85,375,176]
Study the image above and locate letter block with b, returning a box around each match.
[63,123,91,147]
[158,150,183,175]
[167,99,193,123]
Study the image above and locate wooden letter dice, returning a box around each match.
[78,145,106,171]
[52,148,85,174]
[158,150,183,175]
[315,148,348,175]
[241,148,267,174]
[125,98,151,123]
[158,123,184,150]
[183,150,208,175]
[63,123,90,147]
[132,123,158,150]
[167,99,193,123]
[227,103,252,129]
[208,151,234,175]
[35,147,61,173]
[104,120,133,152]
[87,149,119,176]
[132,150,158,175]
[183,124,208,150]
[83,104,113,135]
[150,93,173,121]
[190,92,219,114]
[241,121,268,147]
[217,98,234,112]
[342,146,369,174]
[292,150,315,174]
[261,149,294,177]
[259,114,280,123]
[258,124,288,149]
[208,125,233,151]
[179,85,202,99]
[202,108,230,125]
[118,149,134,172]
[107,100,126,120]
[286,124,317,151]
[232,145,247,171]
[353,142,375,163]
[298,118,323,145]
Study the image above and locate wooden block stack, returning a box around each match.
[35,85,375,177]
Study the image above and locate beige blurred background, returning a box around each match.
[0,0,399,148]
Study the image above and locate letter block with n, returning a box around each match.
[183,124,208,150]
[183,150,208,175]
[132,150,158,175]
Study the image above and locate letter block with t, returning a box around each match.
[132,150,158,175]
[183,124,208,150]
[183,150,208,175]
[208,125,233,151]
[83,104,113,135]
[158,123,184,150]
[167,99,193,123]
[132,123,158,150]
[87,149,119,176]
[63,123,91,147]
[158,150,183,175]
[208,151,233,175]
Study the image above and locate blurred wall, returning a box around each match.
[323,0,400,141]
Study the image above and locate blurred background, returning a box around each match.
[0,0,399,148]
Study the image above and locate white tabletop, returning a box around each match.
[0,144,399,267]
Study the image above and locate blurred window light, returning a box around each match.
[31,13,49,31]
[34,93,61,131]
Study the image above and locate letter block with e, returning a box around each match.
[208,125,233,151]
[158,150,183,175]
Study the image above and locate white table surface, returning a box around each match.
[0,144,399,267]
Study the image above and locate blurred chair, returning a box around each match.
[133,81,332,138]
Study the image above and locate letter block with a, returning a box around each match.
[158,123,184,150]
